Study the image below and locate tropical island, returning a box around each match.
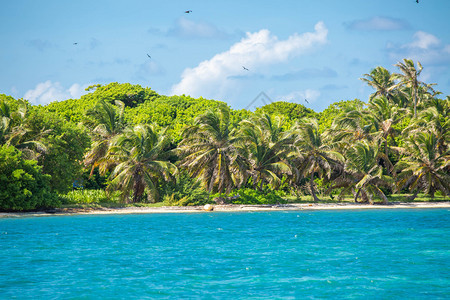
[0,59,448,213]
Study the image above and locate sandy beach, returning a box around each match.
[1,202,449,218]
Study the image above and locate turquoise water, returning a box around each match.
[1,209,449,299]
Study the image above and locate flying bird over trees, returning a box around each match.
[185,10,192,13]
[305,99,309,103]
[147,54,151,58]
[242,66,249,71]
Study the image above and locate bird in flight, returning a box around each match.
[147,54,151,58]
[73,42,78,45]
[242,66,249,71]
[416,0,419,2]
[185,10,192,13]
[305,99,309,103]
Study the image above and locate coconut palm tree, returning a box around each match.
[345,140,393,204]
[395,131,449,200]
[236,114,296,191]
[0,99,48,160]
[107,124,177,203]
[360,66,397,102]
[178,105,244,193]
[365,96,406,172]
[83,100,126,176]
[404,98,449,155]
[329,106,373,150]
[392,59,432,118]
[295,118,344,202]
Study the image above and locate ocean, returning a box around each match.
[1,209,449,299]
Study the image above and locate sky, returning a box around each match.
[1,0,449,112]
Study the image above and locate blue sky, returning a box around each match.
[1,0,449,111]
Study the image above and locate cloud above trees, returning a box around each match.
[24,81,90,105]
[171,22,328,100]
[387,30,450,65]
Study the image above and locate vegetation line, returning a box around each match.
[0,59,448,211]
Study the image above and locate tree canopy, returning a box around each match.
[1,59,448,210]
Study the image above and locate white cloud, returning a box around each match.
[406,31,440,49]
[168,17,229,39]
[171,22,328,99]
[346,16,410,31]
[24,81,90,105]
[277,89,321,103]
[387,31,450,65]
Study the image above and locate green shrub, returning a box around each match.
[0,145,60,211]
[59,189,120,204]
[211,188,286,205]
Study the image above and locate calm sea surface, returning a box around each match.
[0,209,449,299]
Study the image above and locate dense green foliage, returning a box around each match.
[0,59,448,210]
[0,145,59,211]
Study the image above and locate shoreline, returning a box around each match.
[1,202,449,218]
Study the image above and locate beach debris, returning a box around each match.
[204,204,214,211]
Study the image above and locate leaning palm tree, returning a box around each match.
[395,131,449,200]
[345,140,393,204]
[83,100,126,176]
[236,114,296,190]
[178,105,245,193]
[107,124,177,203]
[295,118,344,202]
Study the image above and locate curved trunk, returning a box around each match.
[310,173,320,202]
[354,188,361,203]
[380,192,388,205]
[408,189,420,201]
[384,140,391,176]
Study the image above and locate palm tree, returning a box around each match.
[360,66,397,102]
[295,118,344,202]
[392,59,431,118]
[107,124,177,203]
[329,106,373,150]
[404,98,449,155]
[83,100,126,176]
[365,96,406,172]
[395,131,449,200]
[345,140,393,204]
[0,99,48,160]
[0,115,11,144]
[236,114,295,191]
[178,105,244,193]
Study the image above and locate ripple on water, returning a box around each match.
[0,209,448,298]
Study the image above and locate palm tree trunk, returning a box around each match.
[407,190,420,201]
[413,86,418,118]
[354,188,361,203]
[310,173,320,202]
[384,140,391,176]
[380,192,388,205]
